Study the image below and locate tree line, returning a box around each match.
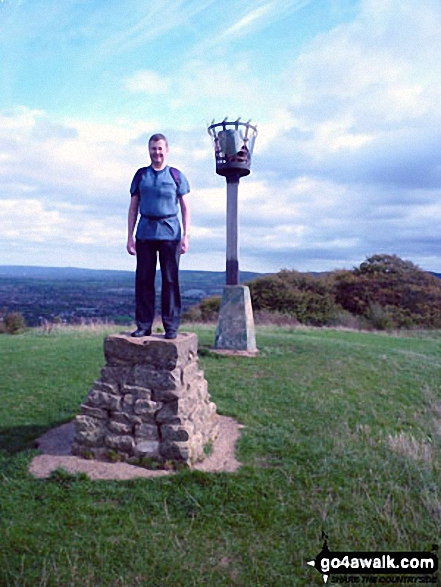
[186,254,441,330]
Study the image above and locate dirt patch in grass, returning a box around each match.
[29,416,243,480]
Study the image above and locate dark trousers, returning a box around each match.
[135,239,181,333]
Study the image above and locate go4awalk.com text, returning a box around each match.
[307,536,439,585]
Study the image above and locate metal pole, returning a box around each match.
[226,175,239,285]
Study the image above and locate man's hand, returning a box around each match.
[180,234,189,254]
[127,236,136,255]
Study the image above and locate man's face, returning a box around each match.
[149,139,169,169]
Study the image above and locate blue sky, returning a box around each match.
[1,0,440,274]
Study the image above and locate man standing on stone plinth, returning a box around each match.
[127,134,191,339]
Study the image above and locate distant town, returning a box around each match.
[0,266,264,327]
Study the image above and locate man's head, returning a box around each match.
[149,133,169,170]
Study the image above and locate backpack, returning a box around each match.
[132,166,182,196]
[169,167,181,190]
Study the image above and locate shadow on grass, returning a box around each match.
[0,422,68,455]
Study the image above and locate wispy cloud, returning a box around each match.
[179,0,314,65]
[218,0,312,41]
[221,4,275,38]
[92,0,218,60]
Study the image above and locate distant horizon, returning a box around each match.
[0,261,440,278]
[0,263,267,275]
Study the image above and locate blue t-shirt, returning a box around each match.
[130,165,190,240]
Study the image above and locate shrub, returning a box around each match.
[183,296,221,323]
[199,296,221,321]
[247,270,343,326]
[333,254,441,328]
[186,253,441,330]
[328,309,370,330]
[254,310,300,327]
[182,304,202,322]
[3,312,26,334]
[367,303,395,331]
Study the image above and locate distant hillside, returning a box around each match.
[0,265,264,284]
[0,265,133,281]
[0,264,438,281]
[0,265,267,326]
[0,263,439,328]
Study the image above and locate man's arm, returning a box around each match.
[127,195,139,255]
[179,194,190,254]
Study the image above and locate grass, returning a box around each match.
[0,324,440,586]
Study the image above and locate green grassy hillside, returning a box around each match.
[1,325,440,586]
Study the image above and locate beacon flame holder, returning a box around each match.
[208,118,257,181]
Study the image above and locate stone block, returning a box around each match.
[74,415,106,447]
[194,379,208,400]
[80,404,108,420]
[122,394,135,412]
[151,386,187,403]
[108,420,132,435]
[121,385,151,400]
[110,412,136,425]
[105,434,135,455]
[72,443,108,459]
[135,440,160,458]
[182,362,202,387]
[100,365,131,386]
[135,423,159,440]
[160,424,194,442]
[128,365,182,390]
[134,399,160,417]
[155,400,179,423]
[87,389,121,411]
[93,380,120,395]
[160,440,190,462]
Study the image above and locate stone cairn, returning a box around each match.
[72,332,218,467]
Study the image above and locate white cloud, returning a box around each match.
[0,199,66,242]
[0,107,151,201]
[0,107,142,271]
[2,0,441,273]
[255,0,441,224]
[292,0,441,130]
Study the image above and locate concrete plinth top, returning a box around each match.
[104,332,198,369]
[114,331,196,345]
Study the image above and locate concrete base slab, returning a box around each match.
[210,348,258,358]
[30,416,243,480]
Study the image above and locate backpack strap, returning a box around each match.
[169,167,181,190]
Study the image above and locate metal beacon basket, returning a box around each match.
[207,118,258,180]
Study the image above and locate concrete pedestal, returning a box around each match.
[214,285,257,352]
[72,333,218,466]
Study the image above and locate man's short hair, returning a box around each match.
[149,133,168,146]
